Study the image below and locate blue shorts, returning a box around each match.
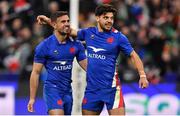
[43,86,73,115]
[82,86,125,112]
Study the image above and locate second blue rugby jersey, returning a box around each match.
[77,27,133,89]
[34,34,86,91]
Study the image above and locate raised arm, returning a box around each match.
[27,62,43,112]
[129,50,149,88]
[37,15,78,37]
[37,15,52,26]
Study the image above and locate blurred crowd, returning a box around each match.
[0,0,179,83]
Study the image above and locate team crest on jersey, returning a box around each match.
[53,50,59,54]
[69,47,75,54]
[107,37,114,44]
[91,34,95,39]
[82,98,87,104]
[57,99,63,105]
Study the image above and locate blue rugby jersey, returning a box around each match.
[77,27,133,89]
[34,34,86,91]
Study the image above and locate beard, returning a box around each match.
[60,31,67,35]
[99,22,112,32]
[58,28,70,35]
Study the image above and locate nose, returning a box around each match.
[107,18,113,23]
[65,21,70,26]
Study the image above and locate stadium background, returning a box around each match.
[0,0,179,115]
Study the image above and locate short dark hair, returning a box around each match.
[50,11,69,22]
[95,4,117,16]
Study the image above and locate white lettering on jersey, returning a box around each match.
[88,53,106,60]
[87,46,106,60]
[52,61,72,70]
[53,65,72,71]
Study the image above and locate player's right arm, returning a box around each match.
[78,59,87,71]
[37,15,52,26]
[27,62,43,112]
[37,15,78,37]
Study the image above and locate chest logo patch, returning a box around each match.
[88,46,106,53]
[107,37,114,44]
[69,47,75,54]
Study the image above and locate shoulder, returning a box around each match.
[70,38,84,48]
[111,27,121,36]
[72,38,83,45]
[111,28,122,39]
[111,27,119,33]
[111,28,129,42]
[88,27,96,30]
[36,35,54,49]
[79,27,95,32]
[111,28,127,39]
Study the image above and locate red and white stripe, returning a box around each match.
[112,68,124,109]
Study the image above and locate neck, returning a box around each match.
[97,23,111,32]
[97,23,103,32]
[54,31,67,43]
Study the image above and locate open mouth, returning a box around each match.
[105,23,112,28]
[65,27,70,30]
[106,25,112,29]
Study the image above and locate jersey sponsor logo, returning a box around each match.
[88,53,106,60]
[52,61,72,70]
[53,65,72,71]
[107,37,114,43]
[52,61,67,65]
[87,46,106,60]
[88,46,106,53]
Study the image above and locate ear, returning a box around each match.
[96,16,100,22]
[52,22,56,29]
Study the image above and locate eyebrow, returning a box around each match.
[103,15,114,18]
[60,19,69,22]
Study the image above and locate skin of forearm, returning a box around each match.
[29,71,40,100]
[46,18,53,27]
[130,51,146,76]
[79,59,87,71]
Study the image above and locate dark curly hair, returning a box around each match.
[95,4,117,16]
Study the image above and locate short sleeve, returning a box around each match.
[118,33,134,56]
[34,41,47,64]
[76,41,86,61]
[77,28,87,41]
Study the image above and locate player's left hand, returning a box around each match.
[27,99,35,112]
[139,76,149,89]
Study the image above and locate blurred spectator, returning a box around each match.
[0,28,17,69]
[3,26,32,73]
[13,0,31,13]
